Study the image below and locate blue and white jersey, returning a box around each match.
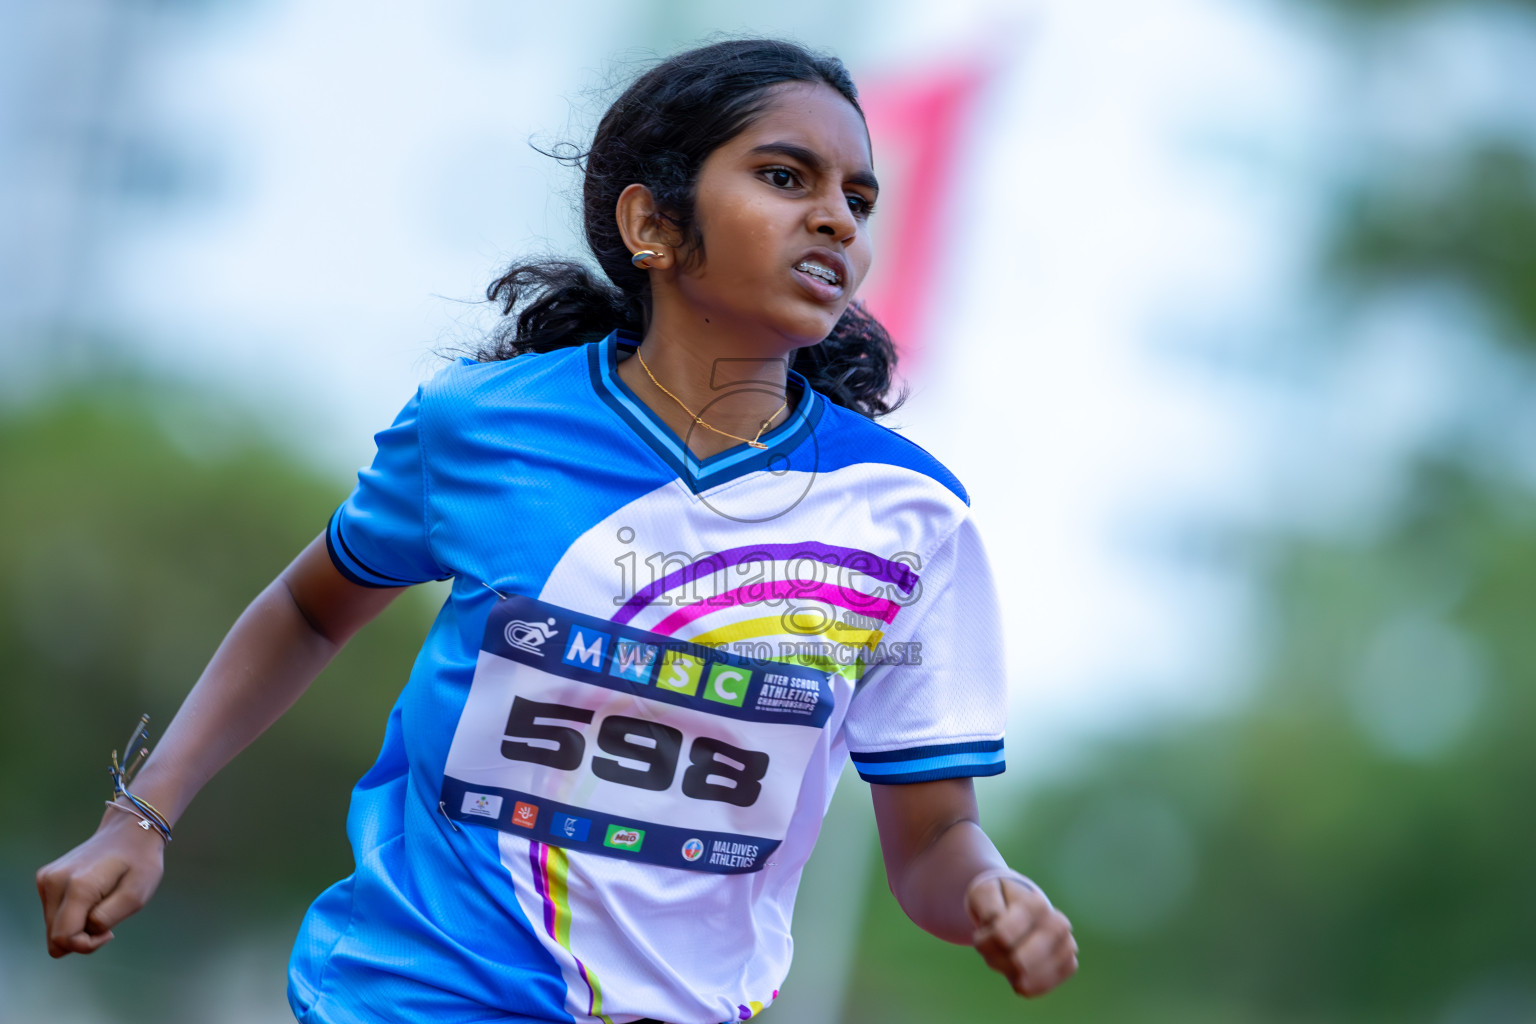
[289,332,1008,1024]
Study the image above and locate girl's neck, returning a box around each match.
[615,311,795,460]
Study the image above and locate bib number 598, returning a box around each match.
[501,697,769,807]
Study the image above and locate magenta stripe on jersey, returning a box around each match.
[652,579,904,635]
[612,542,918,625]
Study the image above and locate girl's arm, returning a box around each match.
[36,533,404,958]
[871,778,1078,998]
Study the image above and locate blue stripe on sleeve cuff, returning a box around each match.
[850,740,1006,784]
[325,507,419,588]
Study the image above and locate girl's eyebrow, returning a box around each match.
[747,141,880,193]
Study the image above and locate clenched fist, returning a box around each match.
[37,809,166,958]
[966,871,1077,997]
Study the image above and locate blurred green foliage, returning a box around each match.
[1334,143,1536,344]
[1317,0,1536,16]
[0,379,438,1013]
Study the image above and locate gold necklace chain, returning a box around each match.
[634,349,788,451]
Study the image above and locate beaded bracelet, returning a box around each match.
[106,714,173,844]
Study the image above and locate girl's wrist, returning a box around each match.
[101,799,171,841]
[967,866,1052,909]
[119,769,182,828]
[97,801,171,847]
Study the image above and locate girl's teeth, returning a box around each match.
[798,262,838,285]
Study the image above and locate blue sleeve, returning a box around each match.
[326,387,450,588]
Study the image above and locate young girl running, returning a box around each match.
[37,38,1077,1024]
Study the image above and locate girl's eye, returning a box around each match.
[847,194,876,217]
[765,167,800,189]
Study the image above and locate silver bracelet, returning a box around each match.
[968,866,1052,909]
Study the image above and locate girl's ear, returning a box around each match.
[615,183,682,268]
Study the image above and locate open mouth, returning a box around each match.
[795,260,842,288]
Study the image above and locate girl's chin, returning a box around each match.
[765,303,847,344]
[674,301,845,347]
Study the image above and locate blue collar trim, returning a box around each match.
[586,330,823,494]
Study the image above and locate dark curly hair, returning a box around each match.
[477,38,903,418]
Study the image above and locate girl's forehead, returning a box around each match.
[734,82,873,166]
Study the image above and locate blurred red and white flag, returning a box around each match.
[857,60,993,372]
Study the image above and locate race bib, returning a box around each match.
[440,595,834,873]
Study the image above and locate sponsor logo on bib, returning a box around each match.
[603,825,645,852]
[512,801,539,828]
[504,618,559,656]
[552,813,591,842]
[461,792,502,818]
[681,837,705,862]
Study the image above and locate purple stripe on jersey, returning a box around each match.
[652,579,904,635]
[576,958,598,1018]
[529,841,602,1018]
[612,542,919,625]
[529,841,556,939]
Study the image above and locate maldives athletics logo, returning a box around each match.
[681,837,705,862]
